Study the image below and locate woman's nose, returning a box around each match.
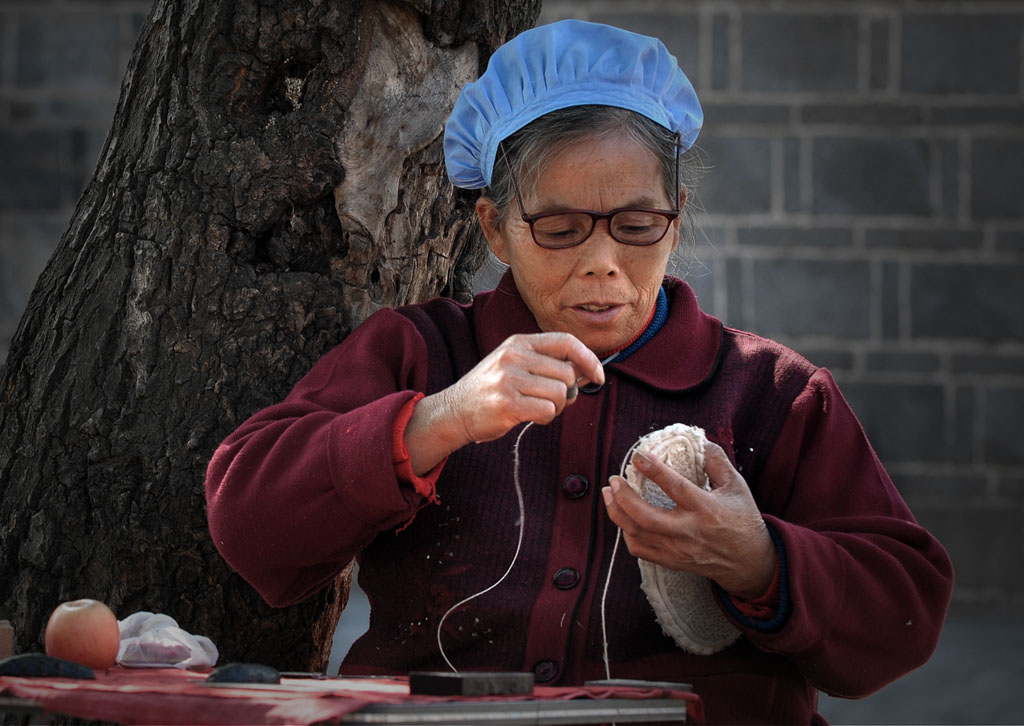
[580,221,620,276]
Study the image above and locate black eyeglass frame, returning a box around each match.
[498,132,683,250]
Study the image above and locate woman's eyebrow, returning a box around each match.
[528,195,669,214]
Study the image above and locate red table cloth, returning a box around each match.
[0,666,703,724]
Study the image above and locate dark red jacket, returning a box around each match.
[205,273,953,724]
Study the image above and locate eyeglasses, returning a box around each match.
[499,136,681,250]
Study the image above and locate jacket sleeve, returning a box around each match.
[204,308,439,607]
[737,368,954,698]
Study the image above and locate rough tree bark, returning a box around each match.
[0,0,539,671]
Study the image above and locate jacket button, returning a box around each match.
[562,474,589,500]
[553,567,580,590]
[533,659,558,683]
[580,381,603,394]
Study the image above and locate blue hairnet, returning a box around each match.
[443,19,703,190]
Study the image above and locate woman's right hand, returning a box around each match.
[404,332,605,475]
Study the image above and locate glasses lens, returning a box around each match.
[610,211,671,245]
[531,213,593,248]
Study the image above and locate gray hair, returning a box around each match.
[485,105,704,256]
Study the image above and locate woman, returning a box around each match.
[205,20,953,724]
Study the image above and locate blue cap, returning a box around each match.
[443,19,703,190]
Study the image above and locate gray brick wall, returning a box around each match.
[536,0,1024,614]
[2,1,1023,615]
[0,0,149,355]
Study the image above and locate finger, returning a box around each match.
[602,477,642,534]
[501,372,573,423]
[526,332,605,387]
[508,341,583,387]
[494,345,578,407]
[605,479,681,563]
[630,450,708,510]
[605,474,684,539]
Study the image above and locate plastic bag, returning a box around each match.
[117,611,218,670]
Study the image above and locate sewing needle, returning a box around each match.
[566,352,620,402]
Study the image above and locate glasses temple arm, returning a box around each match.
[674,132,681,213]
[499,142,531,221]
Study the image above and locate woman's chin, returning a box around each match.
[564,308,638,355]
[573,329,632,358]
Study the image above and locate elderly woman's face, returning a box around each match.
[478,134,682,356]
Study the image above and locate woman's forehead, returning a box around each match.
[522,135,667,206]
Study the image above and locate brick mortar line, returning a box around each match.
[751,339,1023,360]
[829,367,1024,386]
[955,578,1024,595]
[699,210,1024,225]
[542,0,1024,16]
[888,462,1024,477]
[976,383,992,472]
[0,210,76,223]
[901,493,1024,503]
[896,493,1024,508]
[696,93,1024,106]
[779,347,1024,374]
[958,134,972,222]
[0,11,15,90]
[0,2,151,12]
[929,138,943,216]
[697,243,1024,258]
[0,120,117,131]
[973,388,990,488]
[987,462,1002,500]
[716,219,1024,233]
[869,258,884,341]
[691,247,1024,266]
[0,88,122,99]
[706,241,730,320]
[798,134,813,212]
[898,1,1024,15]
[728,6,742,94]
[740,255,756,329]
[119,10,143,74]
[857,14,872,95]
[696,5,714,94]
[888,9,902,94]
[1020,19,1024,96]
[950,592,1024,609]
[766,336,1024,356]
[769,136,785,216]
[795,347,1024,362]
[810,369,1024,385]
[700,123,1024,135]
[0,103,120,126]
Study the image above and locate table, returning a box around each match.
[0,667,702,725]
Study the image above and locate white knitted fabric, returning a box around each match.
[624,423,740,655]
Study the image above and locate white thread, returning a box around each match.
[600,438,644,679]
[437,421,532,672]
[437,352,621,673]
[601,530,623,679]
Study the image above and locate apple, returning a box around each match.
[44,599,121,670]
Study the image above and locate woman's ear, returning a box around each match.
[476,197,509,264]
[669,185,689,253]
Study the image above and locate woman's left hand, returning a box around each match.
[602,441,777,600]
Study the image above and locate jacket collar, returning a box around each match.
[473,270,723,393]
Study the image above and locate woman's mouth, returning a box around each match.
[573,302,623,323]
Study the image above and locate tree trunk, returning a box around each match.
[0,0,539,671]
